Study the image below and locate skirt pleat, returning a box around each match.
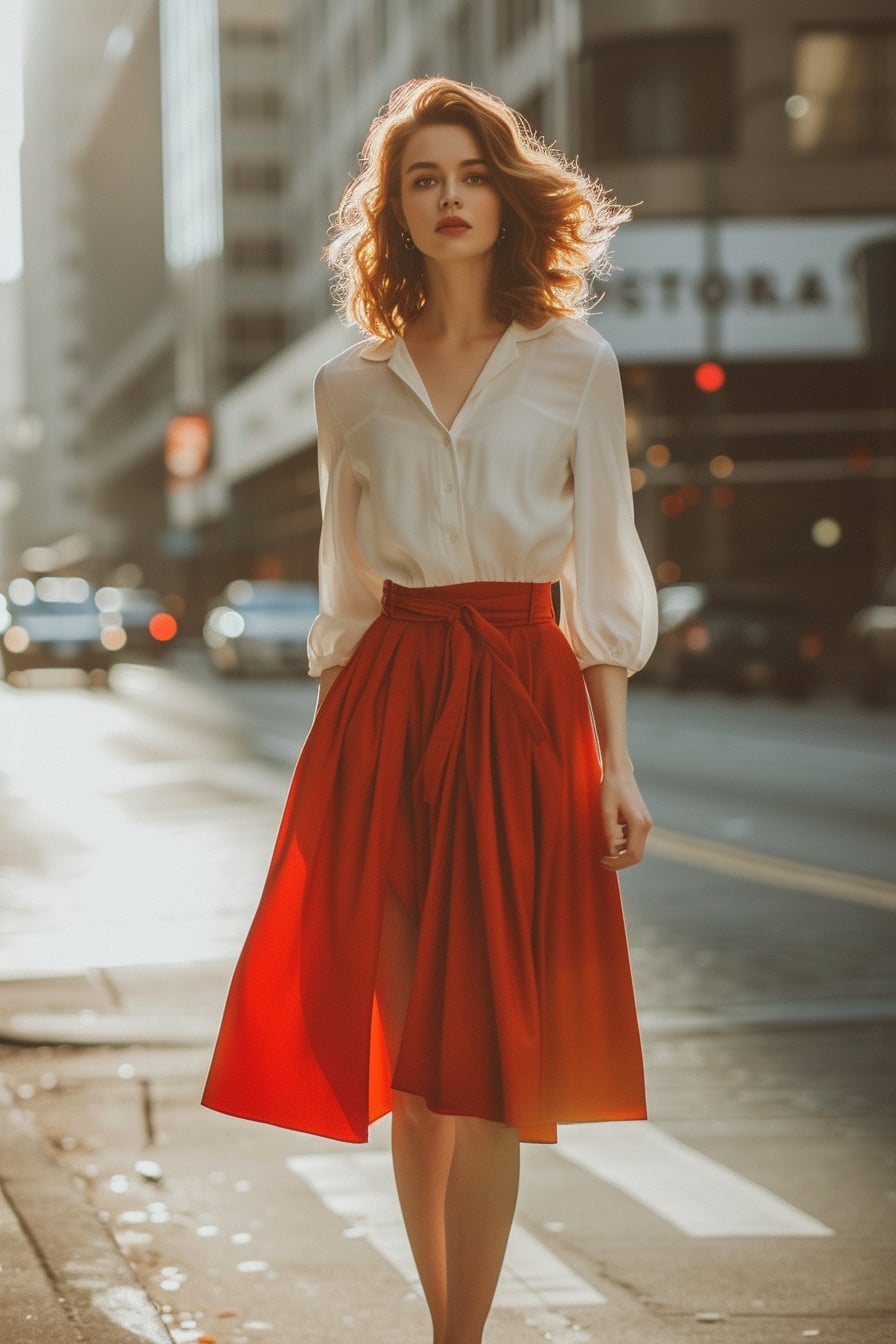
[202,579,647,1144]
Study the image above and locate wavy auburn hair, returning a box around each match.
[325,77,632,338]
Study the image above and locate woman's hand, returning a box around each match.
[598,765,652,870]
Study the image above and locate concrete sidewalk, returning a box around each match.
[0,963,228,1344]
[0,1084,173,1344]
[2,959,895,1344]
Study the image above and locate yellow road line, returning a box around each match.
[648,827,896,913]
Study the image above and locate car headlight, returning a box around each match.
[100,626,127,651]
[3,626,30,653]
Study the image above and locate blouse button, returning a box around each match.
[444,481,453,493]
[448,528,459,543]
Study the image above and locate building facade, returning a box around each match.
[16,0,125,580]
[573,0,896,646]
[17,0,290,604]
[215,0,895,659]
[17,0,896,658]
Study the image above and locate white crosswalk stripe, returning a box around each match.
[287,1118,833,1335]
[287,1150,606,1312]
[556,1121,833,1237]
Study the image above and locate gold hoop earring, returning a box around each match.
[401,229,416,252]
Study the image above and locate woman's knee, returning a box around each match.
[453,1115,519,1148]
[392,1088,448,1132]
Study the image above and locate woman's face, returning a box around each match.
[396,122,503,263]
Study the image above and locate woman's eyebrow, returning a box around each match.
[404,158,488,174]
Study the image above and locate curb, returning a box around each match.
[0,1086,173,1344]
[0,1012,218,1048]
[3,998,896,1049]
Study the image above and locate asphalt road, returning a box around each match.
[0,651,894,1343]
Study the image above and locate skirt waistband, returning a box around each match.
[381,579,555,626]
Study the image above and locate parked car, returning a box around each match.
[203,579,319,677]
[1,576,119,679]
[650,581,823,699]
[96,586,180,660]
[845,566,896,705]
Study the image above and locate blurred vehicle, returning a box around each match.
[1,576,120,679]
[96,586,180,660]
[203,579,319,677]
[650,582,823,699]
[845,565,896,705]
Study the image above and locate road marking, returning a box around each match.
[287,1151,606,1312]
[649,826,896,913]
[557,1122,833,1237]
[638,996,896,1037]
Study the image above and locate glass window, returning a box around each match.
[790,26,896,153]
[370,0,389,61]
[226,161,284,193]
[221,23,280,49]
[517,89,546,141]
[580,31,735,159]
[226,87,283,120]
[495,0,542,56]
[225,312,287,343]
[456,3,475,80]
[226,236,289,269]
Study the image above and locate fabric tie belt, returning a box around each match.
[380,579,558,803]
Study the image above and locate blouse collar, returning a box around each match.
[358,316,559,363]
[359,319,559,433]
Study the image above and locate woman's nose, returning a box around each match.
[440,181,462,207]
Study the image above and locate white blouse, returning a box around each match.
[307,315,658,678]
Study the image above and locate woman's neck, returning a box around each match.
[410,256,503,345]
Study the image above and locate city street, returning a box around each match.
[1,654,894,1343]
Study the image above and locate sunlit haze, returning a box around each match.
[0,0,24,281]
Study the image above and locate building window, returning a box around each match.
[495,0,542,55]
[225,312,287,344]
[454,3,475,80]
[790,27,896,153]
[221,23,280,49]
[516,90,546,140]
[226,161,284,193]
[226,236,288,269]
[370,0,389,60]
[226,87,283,120]
[580,31,735,159]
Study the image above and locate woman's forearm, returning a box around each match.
[583,662,652,867]
[581,663,633,775]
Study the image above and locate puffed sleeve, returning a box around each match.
[558,339,658,675]
[306,365,383,677]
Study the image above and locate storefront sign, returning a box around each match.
[594,216,896,360]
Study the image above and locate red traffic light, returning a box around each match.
[149,612,178,642]
[694,361,726,393]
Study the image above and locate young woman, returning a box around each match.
[203,77,658,1344]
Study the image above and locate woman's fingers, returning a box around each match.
[599,784,652,869]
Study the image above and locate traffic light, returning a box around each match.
[694,361,726,393]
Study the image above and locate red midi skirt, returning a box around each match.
[201,579,647,1144]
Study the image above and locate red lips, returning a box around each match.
[436,216,471,232]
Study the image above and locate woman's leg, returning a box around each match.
[375,886,521,1344]
[442,1117,520,1344]
[392,1091,455,1340]
[375,887,455,1340]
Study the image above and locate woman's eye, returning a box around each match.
[466,174,490,185]
[413,176,437,188]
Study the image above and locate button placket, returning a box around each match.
[439,429,462,550]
